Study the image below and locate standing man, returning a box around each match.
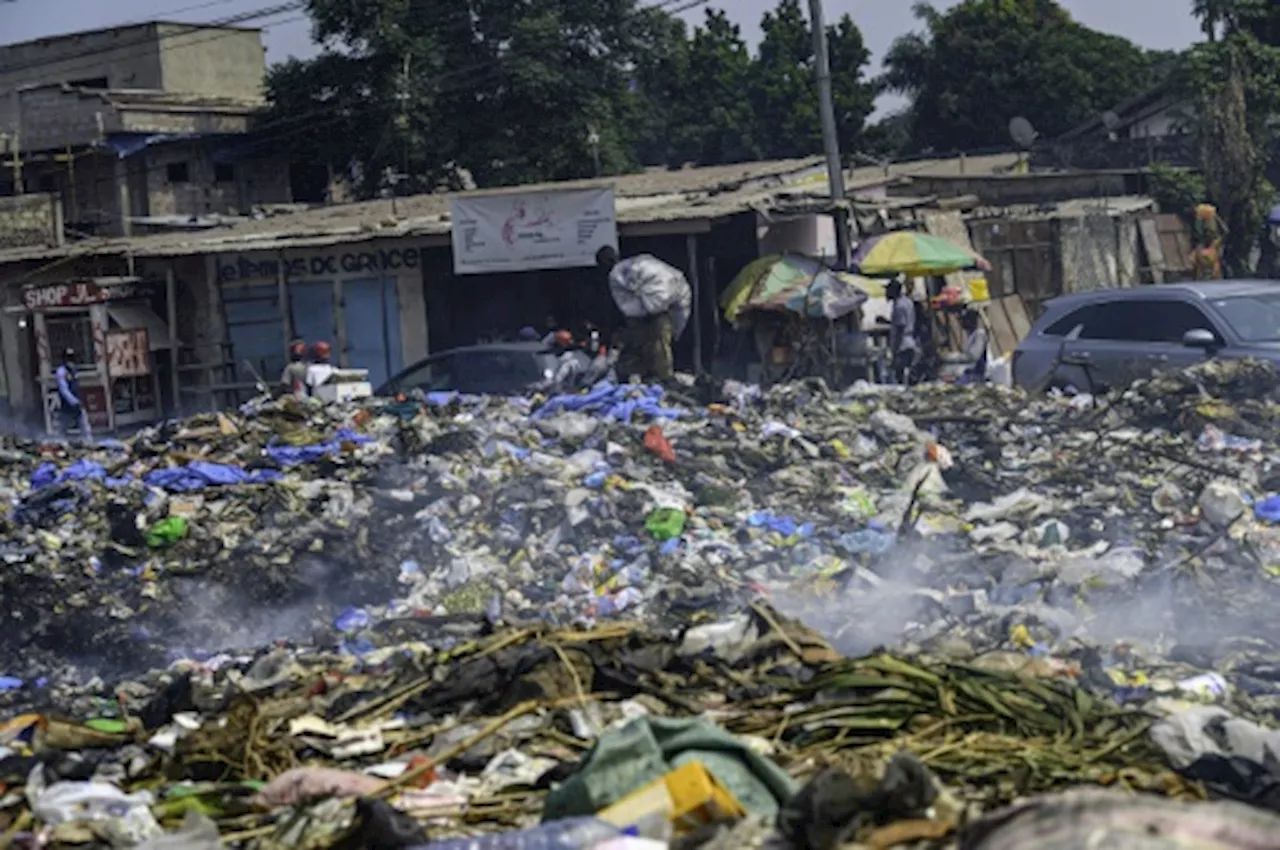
[958,309,989,384]
[600,246,676,382]
[885,279,919,385]
[55,348,89,436]
[306,341,336,392]
[281,339,310,397]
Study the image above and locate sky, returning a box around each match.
[3,0,1204,113]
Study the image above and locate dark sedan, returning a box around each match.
[375,342,589,396]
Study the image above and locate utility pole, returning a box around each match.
[386,51,412,217]
[807,0,849,267]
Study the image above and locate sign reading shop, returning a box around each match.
[216,246,423,285]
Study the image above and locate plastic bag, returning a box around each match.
[609,255,692,339]
[146,517,189,548]
[135,810,220,850]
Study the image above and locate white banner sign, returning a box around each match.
[450,188,618,275]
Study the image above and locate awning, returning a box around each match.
[107,304,179,351]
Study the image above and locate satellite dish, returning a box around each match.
[1102,110,1122,142]
[1009,116,1038,150]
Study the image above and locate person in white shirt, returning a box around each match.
[305,340,336,390]
[959,309,990,382]
[881,279,919,384]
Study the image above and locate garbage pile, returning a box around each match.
[1,359,1280,847]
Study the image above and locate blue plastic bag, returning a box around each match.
[1255,495,1280,524]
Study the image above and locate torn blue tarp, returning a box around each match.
[144,462,282,492]
[531,383,684,422]
[264,428,375,467]
[103,132,204,160]
[30,460,129,490]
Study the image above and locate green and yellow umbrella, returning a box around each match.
[851,231,992,277]
[720,254,871,326]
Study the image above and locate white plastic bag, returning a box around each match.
[608,255,693,338]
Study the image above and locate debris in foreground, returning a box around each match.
[1,360,1280,847]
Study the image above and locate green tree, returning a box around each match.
[883,0,1157,153]
[752,0,821,159]
[626,12,692,167]
[666,9,759,166]
[749,0,875,161]
[265,0,662,194]
[1185,0,1280,273]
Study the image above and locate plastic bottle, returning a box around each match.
[409,816,621,850]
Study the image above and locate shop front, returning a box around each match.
[22,276,175,434]
[213,241,429,391]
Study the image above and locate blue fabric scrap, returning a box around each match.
[144,462,282,492]
[531,382,684,422]
[30,459,129,491]
[265,428,375,467]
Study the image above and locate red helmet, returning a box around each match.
[312,341,332,359]
[552,330,573,348]
[290,340,308,357]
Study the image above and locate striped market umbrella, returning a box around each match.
[720,254,870,326]
[852,230,992,277]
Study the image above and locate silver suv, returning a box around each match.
[1013,281,1280,392]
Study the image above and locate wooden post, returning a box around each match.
[686,234,702,375]
[166,264,181,418]
[277,251,292,361]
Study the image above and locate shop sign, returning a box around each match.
[107,329,150,378]
[216,247,423,284]
[24,279,152,311]
[450,187,618,275]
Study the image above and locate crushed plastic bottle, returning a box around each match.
[410,816,621,850]
[428,516,454,544]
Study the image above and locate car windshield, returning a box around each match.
[1209,294,1280,342]
[451,350,551,394]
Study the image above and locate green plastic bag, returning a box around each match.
[645,508,686,541]
[146,516,189,548]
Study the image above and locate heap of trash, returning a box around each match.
[2,359,1280,848]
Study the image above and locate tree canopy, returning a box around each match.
[882,0,1163,153]
[260,0,876,194]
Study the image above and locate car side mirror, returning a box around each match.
[1182,328,1217,349]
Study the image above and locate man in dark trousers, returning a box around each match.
[54,348,89,436]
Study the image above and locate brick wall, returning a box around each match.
[0,194,62,250]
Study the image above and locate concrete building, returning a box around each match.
[0,22,291,237]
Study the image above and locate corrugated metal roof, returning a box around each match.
[0,152,1036,265]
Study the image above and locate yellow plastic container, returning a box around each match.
[596,761,747,834]
[967,278,991,302]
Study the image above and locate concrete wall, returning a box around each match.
[0,24,165,117]
[1129,111,1177,140]
[0,194,62,249]
[143,142,291,218]
[1,24,265,148]
[155,25,265,102]
[16,87,114,150]
[757,215,838,264]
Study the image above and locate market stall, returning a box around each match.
[21,276,177,434]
